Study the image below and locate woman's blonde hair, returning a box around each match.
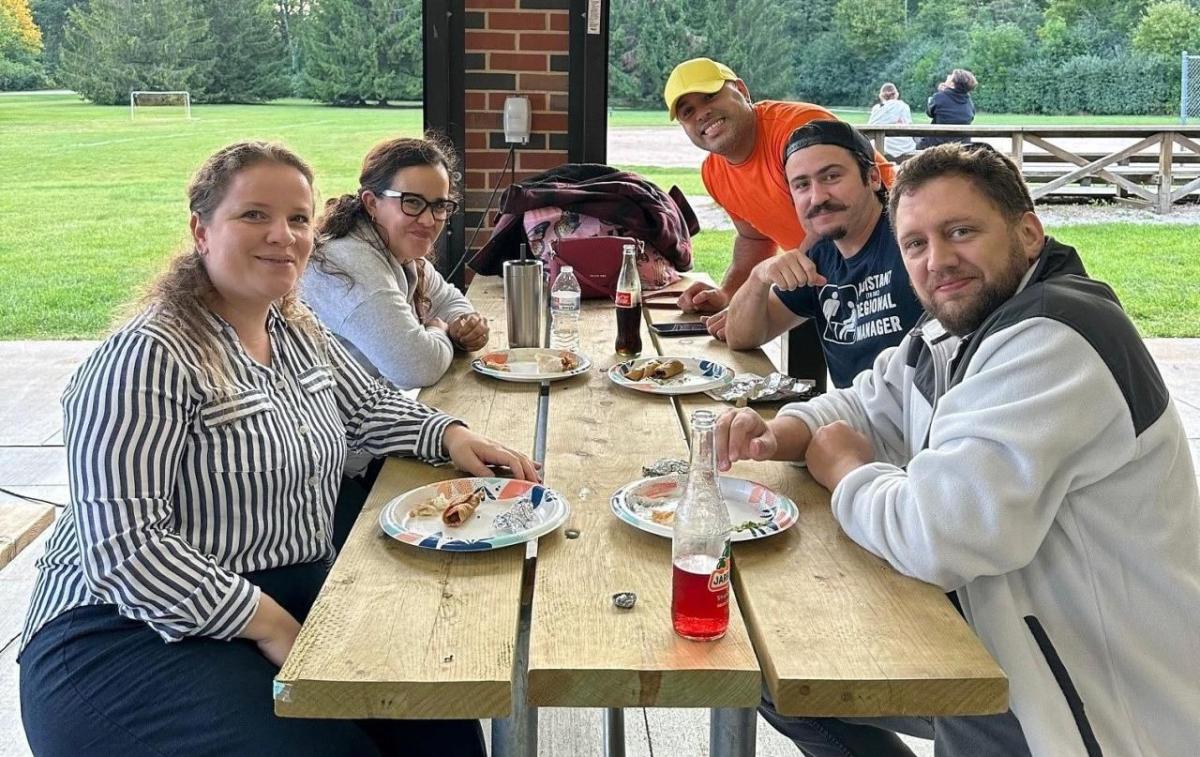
[313,132,459,322]
[133,141,319,389]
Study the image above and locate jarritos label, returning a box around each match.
[707,541,732,603]
[615,289,639,308]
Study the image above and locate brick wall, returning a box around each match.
[462,0,571,255]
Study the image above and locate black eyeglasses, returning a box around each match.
[377,190,460,221]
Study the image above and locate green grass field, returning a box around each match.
[2,93,1197,338]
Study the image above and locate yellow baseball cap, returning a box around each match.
[664,58,738,120]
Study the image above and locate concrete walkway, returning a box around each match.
[2,338,1199,756]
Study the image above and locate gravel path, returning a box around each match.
[610,126,1200,228]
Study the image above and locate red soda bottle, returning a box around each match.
[672,409,732,640]
[614,244,642,357]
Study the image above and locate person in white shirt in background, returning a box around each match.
[867,82,917,159]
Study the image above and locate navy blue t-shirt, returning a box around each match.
[774,212,923,388]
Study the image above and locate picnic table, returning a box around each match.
[275,276,1008,756]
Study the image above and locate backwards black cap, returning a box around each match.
[782,119,876,167]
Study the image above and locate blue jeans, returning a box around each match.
[20,561,485,757]
[760,690,1031,757]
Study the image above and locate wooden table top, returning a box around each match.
[526,297,762,709]
[278,273,1007,721]
[645,296,1008,717]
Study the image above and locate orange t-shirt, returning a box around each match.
[700,100,895,250]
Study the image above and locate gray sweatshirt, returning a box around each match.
[300,227,476,390]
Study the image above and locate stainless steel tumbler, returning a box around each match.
[503,258,544,348]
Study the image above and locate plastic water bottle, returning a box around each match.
[550,265,581,352]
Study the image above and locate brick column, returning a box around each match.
[462,0,570,258]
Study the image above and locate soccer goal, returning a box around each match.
[1182,52,1200,124]
[129,90,192,120]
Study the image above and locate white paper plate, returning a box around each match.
[471,348,591,383]
[610,475,798,542]
[379,477,570,551]
[607,356,734,395]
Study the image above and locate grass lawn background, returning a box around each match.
[2,94,1197,338]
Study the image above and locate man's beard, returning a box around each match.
[918,239,1030,336]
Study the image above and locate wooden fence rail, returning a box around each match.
[856,125,1200,213]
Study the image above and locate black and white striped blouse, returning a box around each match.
[21,305,459,652]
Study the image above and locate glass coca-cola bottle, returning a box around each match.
[614,244,642,357]
[671,409,732,640]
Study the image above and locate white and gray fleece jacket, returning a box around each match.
[781,239,1200,756]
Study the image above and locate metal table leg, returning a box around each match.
[490,577,538,757]
[710,707,757,757]
[604,708,626,757]
[492,383,551,757]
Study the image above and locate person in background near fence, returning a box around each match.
[716,143,1200,756]
[302,134,487,392]
[662,57,895,339]
[918,69,977,149]
[867,82,917,159]
[724,120,923,388]
[18,141,537,757]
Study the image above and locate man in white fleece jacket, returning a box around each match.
[717,144,1200,756]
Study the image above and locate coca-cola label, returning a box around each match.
[615,290,635,308]
[708,543,731,593]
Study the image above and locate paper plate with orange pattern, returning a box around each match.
[610,475,797,542]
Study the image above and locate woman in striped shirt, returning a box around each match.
[19,141,533,756]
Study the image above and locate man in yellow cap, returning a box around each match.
[663,58,894,349]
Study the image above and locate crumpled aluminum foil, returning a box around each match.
[492,498,536,533]
[612,592,637,609]
[705,372,816,407]
[642,458,690,477]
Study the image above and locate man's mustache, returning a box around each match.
[807,201,848,218]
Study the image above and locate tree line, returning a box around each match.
[2,0,422,105]
[5,0,1199,113]
[610,0,1200,115]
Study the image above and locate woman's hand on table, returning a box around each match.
[240,593,302,668]
[443,424,541,482]
[426,317,449,335]
[448,312,489,351]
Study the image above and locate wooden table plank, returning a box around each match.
[644,304,1009,717]
[276,277,540,719]
[527,297,762,709]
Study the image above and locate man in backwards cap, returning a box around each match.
[663,58,894,342]
[723,120,923,388]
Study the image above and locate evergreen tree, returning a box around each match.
[58,0,212,105]
[609,0,796,108]
[609,0,691,108]
[301,0,421,105]
[30,0,79,79]
[272,0,312,88]
[199,0,290,102]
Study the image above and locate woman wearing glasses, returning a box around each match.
[302,134,488,392]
